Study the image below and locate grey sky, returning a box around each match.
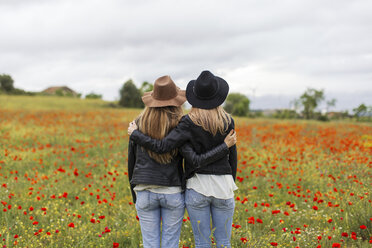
[1,0,371,110]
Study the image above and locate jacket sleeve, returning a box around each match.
[130,117,190,154]
[228,118,238,181]
[127,139,137,203]
[179,142,229,170]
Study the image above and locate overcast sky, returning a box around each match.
[1,0,371,110]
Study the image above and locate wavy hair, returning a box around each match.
[188,106,231,136]
[138,106,183,164]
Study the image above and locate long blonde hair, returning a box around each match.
[138,106,183,164]
[188,106,231,136]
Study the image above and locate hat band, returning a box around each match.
[192,83,220,100]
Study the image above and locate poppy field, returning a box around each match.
[0,96,371,247]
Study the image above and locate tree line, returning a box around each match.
[0,74,35,95]
[1,73,371,122]
[118,79,371,122]
[0,74,100,99]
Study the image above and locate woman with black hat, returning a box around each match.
[128,71,237,248]
[128,75,236,248]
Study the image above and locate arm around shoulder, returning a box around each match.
[180,142,229,169]
[130,116,191,154]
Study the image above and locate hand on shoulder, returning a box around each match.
[128,121,138,135]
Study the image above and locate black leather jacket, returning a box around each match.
[128,138,229,203]
[130,114,237,181]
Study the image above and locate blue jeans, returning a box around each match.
[185,189,235,248]
[135,190,185,248]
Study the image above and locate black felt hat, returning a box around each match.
[186,70,229,109]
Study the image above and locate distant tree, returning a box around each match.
[249,110,263,118]
[140,81,153,95]
[297,88,324,119]
[119,79,143,108]
[353,103,367,120]
[340,110,350,119]
[326,98,337,113]
[224,93,250,116]
[0,74,15,92]
[85,92,102,99]
[11,88,28,95]
[273,109,299,119]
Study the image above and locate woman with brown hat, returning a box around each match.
[128,71,237,248]
[127,75,236,248]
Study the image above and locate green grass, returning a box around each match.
[0,95,114,110]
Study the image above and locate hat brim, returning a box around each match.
[142,89,186,107]
[186,77,229,109]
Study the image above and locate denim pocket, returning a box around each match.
[213,197,235,210]
[185,189,209,208]
[164,193,184,209]
[136,190,152,210]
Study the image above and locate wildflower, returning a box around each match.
[248,216,255,224]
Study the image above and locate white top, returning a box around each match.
[186,173,238,199]
[134,184,182,194]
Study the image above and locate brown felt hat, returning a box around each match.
[142,75,186,107]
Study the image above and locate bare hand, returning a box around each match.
[128,121,138,135]
[224,130,237,148]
